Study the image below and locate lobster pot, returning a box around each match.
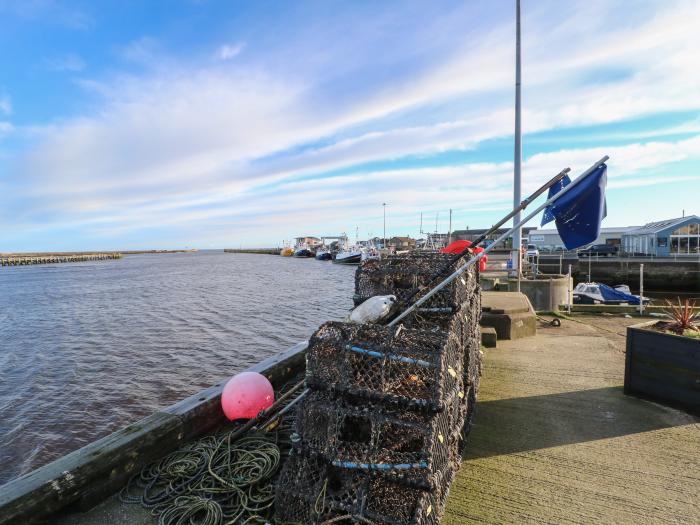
[275,453,455,525]
[294,390,464,490]
[305,317,465,412]
[353,253,478,310]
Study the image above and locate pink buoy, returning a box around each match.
[221,371,274,421]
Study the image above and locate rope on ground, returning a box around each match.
[119,376,300,525]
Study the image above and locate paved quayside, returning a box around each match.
[444,315,700,524]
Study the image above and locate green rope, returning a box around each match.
[120,378,300,525]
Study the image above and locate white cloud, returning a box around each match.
[0,95,11,115]
[216,43,245,61]
[0,121,14,137]
[3,0,700,246]
[44,53,86,72]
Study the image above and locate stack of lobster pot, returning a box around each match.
[275,253,481,525]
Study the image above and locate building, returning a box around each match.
[451,227,538,248]
[527,227,638,251]
[294,236,322,248]
[621,216,700,256]
[388,236,416,250]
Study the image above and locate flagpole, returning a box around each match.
[388,156,609,327]
[512,0,523,281]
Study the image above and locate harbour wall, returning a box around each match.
[0,253,122,267]
[537,256,700,291]
[224,248,280,255]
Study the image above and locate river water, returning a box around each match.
[0,251,355,486]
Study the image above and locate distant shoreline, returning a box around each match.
[0,249,198,256]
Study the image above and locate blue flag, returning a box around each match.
[541,164,608,250]
[541,174,571,226]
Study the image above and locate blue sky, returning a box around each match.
[1,0,699,251]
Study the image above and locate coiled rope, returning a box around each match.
[120,378,300,525]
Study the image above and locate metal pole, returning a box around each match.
[512,0,523,278]
[588,253,592,282]
[639,263,644,315]
[567,264,572,314]
[388,156,609,327]
[383,203,387,250]
[448,209,452,245]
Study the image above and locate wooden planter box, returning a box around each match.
[625,321,700,414]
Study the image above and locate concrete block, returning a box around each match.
[481,327,497,348]
[481,311,536,341]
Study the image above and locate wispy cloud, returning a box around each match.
[216,43,245,61]
[43,53,86,72]
[1,0,699,249]
[0,95,11,115]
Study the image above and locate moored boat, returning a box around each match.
[573,282,650,305]
[315,250,332,260]
[293,248,315,257]
[332,249,362,264]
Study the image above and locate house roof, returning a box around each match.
[530,226,639,235]
[624,215,700,235]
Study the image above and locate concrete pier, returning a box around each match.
[0,253,122,267]
[444,315,700,524]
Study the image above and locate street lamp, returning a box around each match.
[382,203,387,250]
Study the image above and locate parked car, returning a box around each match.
[578,244,619,257]
[525,244,539,258]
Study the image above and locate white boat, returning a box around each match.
[573,282,650,305]
[333,249,362,264]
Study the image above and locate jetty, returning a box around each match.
[444,315,699,524]
[0,253,122,266]
[0,313,697,524]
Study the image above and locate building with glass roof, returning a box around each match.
[621,215,700,256]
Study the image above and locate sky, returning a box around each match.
[1,0,699,251]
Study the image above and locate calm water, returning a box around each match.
[0,251,355,485]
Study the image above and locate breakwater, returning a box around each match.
[224,248,279,255]
[0,253,122,266]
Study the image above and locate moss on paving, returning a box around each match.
[444,316,700,525]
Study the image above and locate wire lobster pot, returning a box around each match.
[275,453,455,525]
[305,316,466,412]
[353,253,478,310]
[293,389,464,491]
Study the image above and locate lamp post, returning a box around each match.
[382,203,387,250]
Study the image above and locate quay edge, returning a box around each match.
[224,248,280,255]
[0,342,307,525]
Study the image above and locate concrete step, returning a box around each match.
[481,291,537,340]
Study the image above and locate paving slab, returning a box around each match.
[444,315,700,525]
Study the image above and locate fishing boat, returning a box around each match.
[292,248,315,257]
[314,248,332,260]
[332,229,363,264]
[332,249,362,264]
[280,246,294,257]
[573,282,650,305]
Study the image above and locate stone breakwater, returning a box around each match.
[0,253,122,266]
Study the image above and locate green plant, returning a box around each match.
[663,298,700,335]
